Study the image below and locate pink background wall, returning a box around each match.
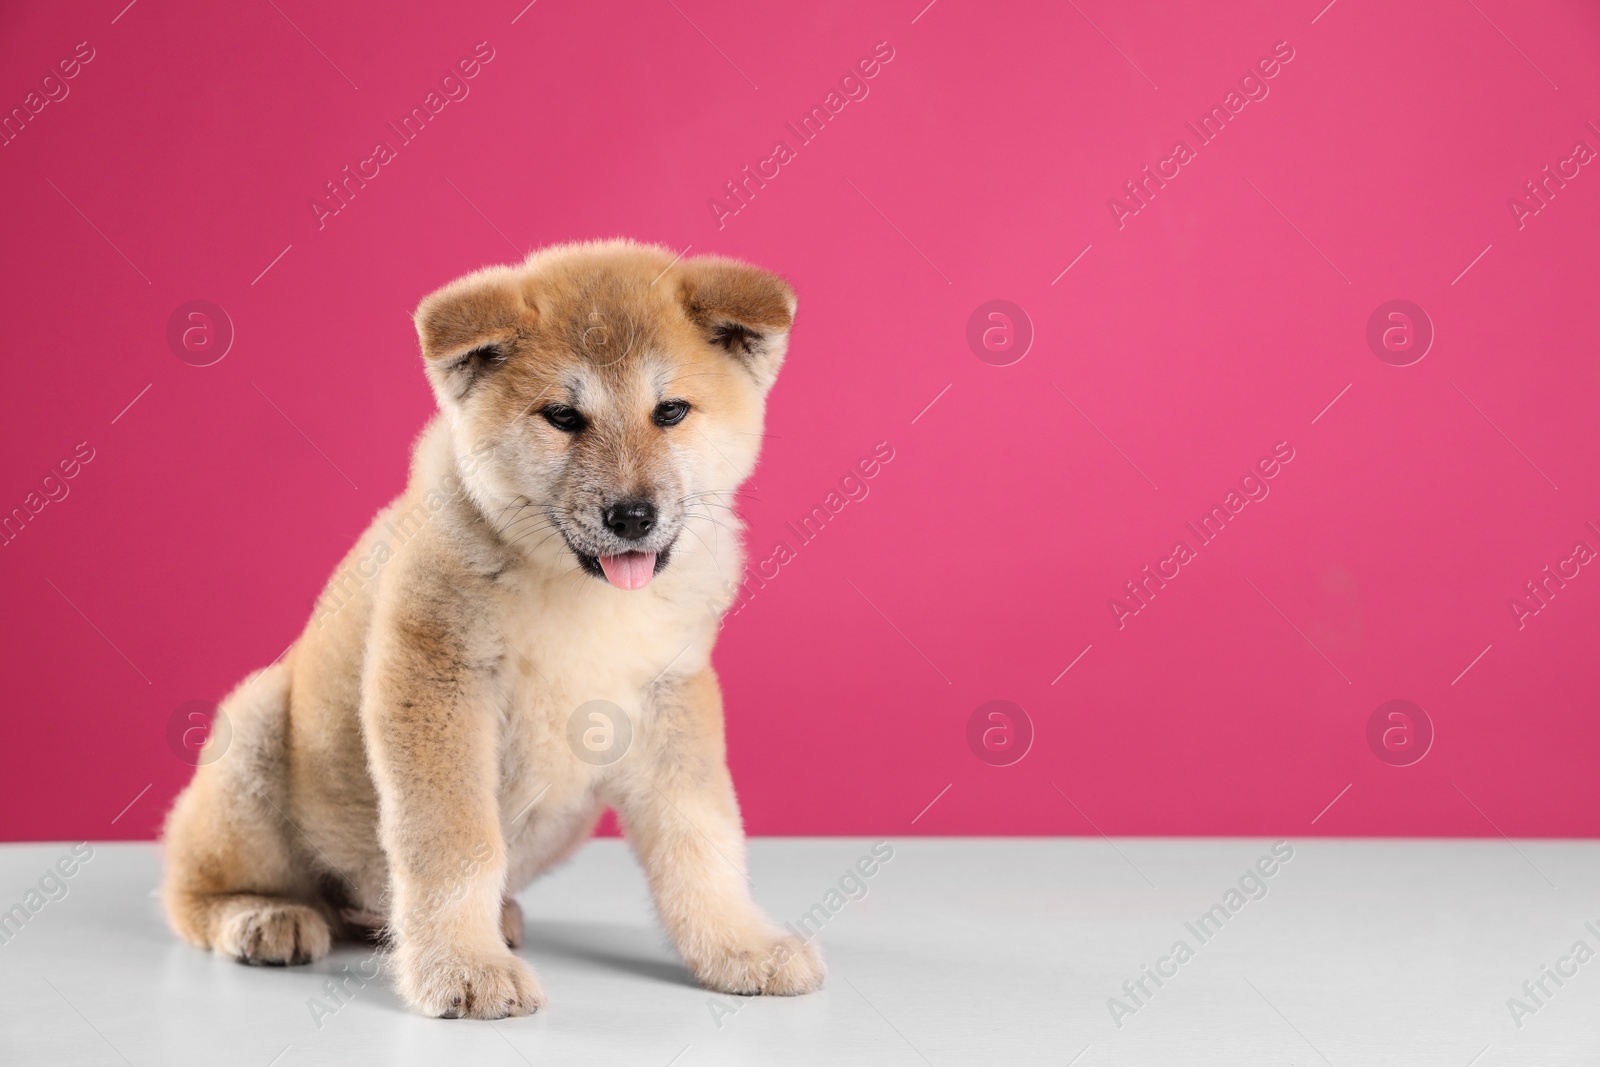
[3,0,1598,841]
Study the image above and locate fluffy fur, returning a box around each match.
[160,239,822,1017]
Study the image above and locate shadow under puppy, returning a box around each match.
[160,239,822,1017]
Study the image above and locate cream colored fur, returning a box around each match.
[160,239,822,1018]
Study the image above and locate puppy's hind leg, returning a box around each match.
[161,662,333,966]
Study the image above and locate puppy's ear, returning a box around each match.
[675,256,796,391]
[413,266,532,402]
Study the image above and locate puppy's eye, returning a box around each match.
[540,405,587,433]
[652,399,690,427]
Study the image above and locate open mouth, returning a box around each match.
[571,540,675,590]
[598,551,656,590]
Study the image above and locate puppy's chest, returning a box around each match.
[492,580,707,749]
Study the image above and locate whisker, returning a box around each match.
[684,509,738,536]
[675,492,748,508]
[683,500,739,515]
[506,525,561,550]
[682,521,720,561]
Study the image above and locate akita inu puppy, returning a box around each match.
[160,239,823,1017]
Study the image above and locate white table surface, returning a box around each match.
[0,837,1595,1065]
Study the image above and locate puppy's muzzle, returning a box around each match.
[601,500,657,541]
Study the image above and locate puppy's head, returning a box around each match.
[413,240,794,590]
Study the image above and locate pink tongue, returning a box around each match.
[599,551,658,590]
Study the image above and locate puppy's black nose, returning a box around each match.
[602,501,656,541]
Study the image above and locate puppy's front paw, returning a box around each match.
[692,933,826,996]
[398,947,545,1019]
